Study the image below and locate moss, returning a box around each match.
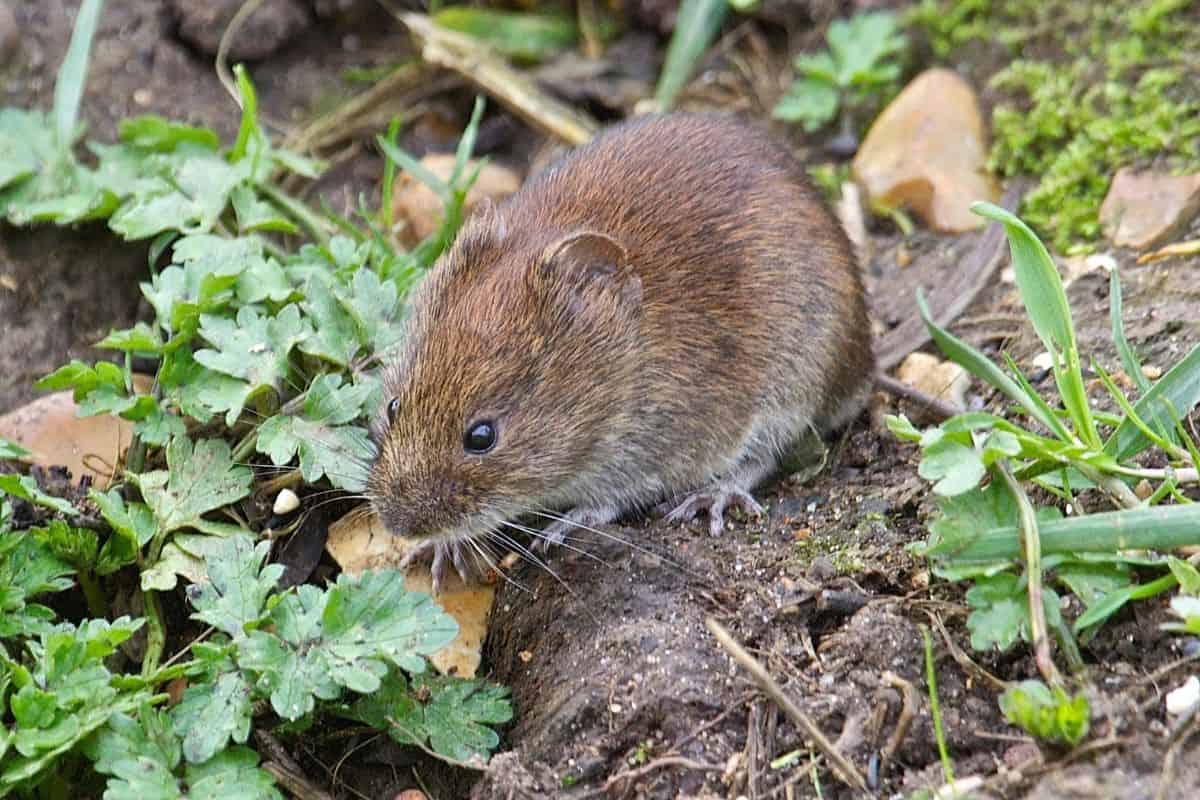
[792,533,866,574]
[907,0,1200,253]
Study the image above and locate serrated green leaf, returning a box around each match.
[83,708,181,799]
[323,570,458,677]
[825,11,906,89]
[256,375,375,490]
[0,474,78,517]
[135,406,188,446]
[920,480,1062,561]
[171,670,254,764]
[30,519,98,574]
[418,676,512,762]
[187,535,282,639]
[133,437,252,537]
[230,183,298,235]
[917,431,985,496]
[771,78,839,131]
[965,572,1062,652]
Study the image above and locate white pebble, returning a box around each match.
[1166,675,1200,716]
[1032,351,1054,370]
[273,488,300,515]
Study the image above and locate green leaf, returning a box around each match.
[917,290,1071,440]
[0,438,32,461]
[432,7,580,63]
[0,530,75,636]
[30,519,98,573]
[771,78,839,131]
[999,680,1089,746]
[965,572,1062,652]
[97,322,163,354]
[1105,341,1200,460]
[825,11,906,89]
[134,406,189,446]
[0,474,78,516]
[183,746,281,800]
[118,115,220,152]
[418,676,512,762]
[654,0,729,110]
[1055,560,1132,609]
[231,184,298,235]
[187,535,282,639]
[108,152,247,240]
[83,709,181,798]
[171,671,254,764]
[193,305,310,424]
[971,202,1097,447]
[917,429,985,496]
[1169,556,1200,595]
[133,437,252,537]
[1109,267,1151,395]
[322,570,459,677]
[53,0,104,149]
[256,375,375,491]
[90,490,155,575]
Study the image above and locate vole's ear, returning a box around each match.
[533,231,642,323]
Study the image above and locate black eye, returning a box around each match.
[463,420,497,454]
[386,397,401,425]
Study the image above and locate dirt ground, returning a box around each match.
[4,1,1200,798]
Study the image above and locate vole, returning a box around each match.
[369,112,874,590]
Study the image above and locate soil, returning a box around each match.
[4,1,1200,799]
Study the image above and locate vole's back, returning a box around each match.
[502,114,872,487]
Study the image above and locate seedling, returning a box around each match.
[892,202,1200,743]
[773,11,907,133]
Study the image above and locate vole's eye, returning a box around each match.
[463,420,498,454]
[386,397,401,425]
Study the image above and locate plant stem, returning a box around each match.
[141,587,165,677]
[260,182,329,249]
[922,625,955,786]
[1076,463,1141,510]
[998,460,1063,687]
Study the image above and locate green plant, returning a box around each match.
[907,0,1200,252]
[891,203,1200,741]
[773,11,907,133]
[0,1,510,794]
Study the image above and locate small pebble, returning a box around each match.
[273,488,300,515]
[1031,351,1054,370]
[1166,675,1200,716]
[1142,364,1163,380]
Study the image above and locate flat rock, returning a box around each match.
[1099,167,1200,250]
[0,374,153,483]
[391,155,521,248]
[170,0,311,61]
[896,352,969,420]
[853,68,1000,233]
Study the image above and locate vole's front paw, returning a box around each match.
[665,485,764,536]
[534,505,620,553]
[399,539,474,595]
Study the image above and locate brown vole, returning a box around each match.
[369,113,874,589]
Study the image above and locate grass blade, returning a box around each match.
[54,0,105,151]
[972,202,1098,447]
[917,290,1070,439]
[654,0,728,110]
[450,96,486,188]
[927,502,1200,561]
[431,7,578,63]
[1109,267,1151,395]
[1105,341,1200,461]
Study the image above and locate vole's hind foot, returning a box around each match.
[665,485,764,536]
[534,505,621,553]
[400,539,474,595]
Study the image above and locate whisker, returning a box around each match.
[501,519,611,568]
[528,509,706,581]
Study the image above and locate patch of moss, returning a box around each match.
[793,533,866,574]
[907,0,1200,253]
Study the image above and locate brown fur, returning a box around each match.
[369,113,873,547]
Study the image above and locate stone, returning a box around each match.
[852,68,1000,233]
[170,0,311,61]
[896,352,970,412]
[1099,167,1200,250]
[0,374,154,483]
[390,154,521,248]
[326,510,494,679]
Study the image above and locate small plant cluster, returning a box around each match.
[772,10,907,134]
[891,202,1200,745]
[907,0,1200,252]
[0,0,510,794]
